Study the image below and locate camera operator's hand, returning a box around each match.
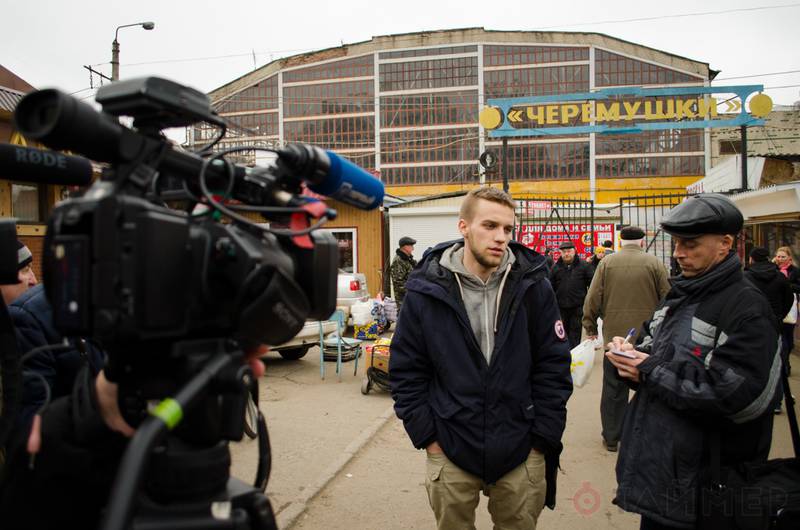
[96,370,135,437]
[247,344,267,378]
[92,345,268,437]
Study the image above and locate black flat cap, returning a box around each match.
[620,226,645,240]
[661,194,743,239]
[398,236,416,247]
[559,241,575,250]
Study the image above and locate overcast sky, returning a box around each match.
[4,0,799,106]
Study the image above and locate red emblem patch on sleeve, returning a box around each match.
[554,320,566,341]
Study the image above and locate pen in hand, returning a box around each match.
[621,327,637,346]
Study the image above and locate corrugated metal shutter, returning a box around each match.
[388,207,462,262]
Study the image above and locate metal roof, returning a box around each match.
[0,85,25,113]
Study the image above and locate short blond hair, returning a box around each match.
[459,186,516,221]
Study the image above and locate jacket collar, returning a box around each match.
[668,252,742,303]
[407,239,547,314]
[395,248,415,262]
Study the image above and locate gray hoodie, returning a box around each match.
[440,243,515,365]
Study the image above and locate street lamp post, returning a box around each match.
[111,21,155,81]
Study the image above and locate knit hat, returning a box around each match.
[16,240,32,270]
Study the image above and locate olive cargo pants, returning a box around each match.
[424,450,546,530]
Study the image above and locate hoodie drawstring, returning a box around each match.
[494,263,512,333]
[453,271,465,301]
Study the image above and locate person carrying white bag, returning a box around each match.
[569,339,596,388]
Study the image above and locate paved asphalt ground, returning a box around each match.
[229,343,800,529]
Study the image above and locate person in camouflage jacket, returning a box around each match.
[390,236,417,304]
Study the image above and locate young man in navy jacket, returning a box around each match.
[390,186,573,530]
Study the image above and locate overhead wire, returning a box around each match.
[83,5,799,72]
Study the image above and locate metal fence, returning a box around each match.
[515,197,596,258]
[619,193,687,275]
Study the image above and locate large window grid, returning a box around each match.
[379,57,478,92]
[596,155,704,178]
[596,129,704,155]
[214,76,278,114]
[380,164,478,186]
[379,45,477,60]
[283,80,374,118]
[484,65,589,99]
[381,128,479,164]
[283,56,373,83]
[595,50,703,87]
[380,91,478,128]
[492,142,590,181]
[222,112,279,138]
[206,138,281,167]
[341,152,376,171]
[283,117,375,150]
[484,45,589,67]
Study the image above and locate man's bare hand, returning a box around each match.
[94,344,269,437]
[605,336,649,382]
[426,441,443,454]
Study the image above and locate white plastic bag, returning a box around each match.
[351,301,373,326]
[784,295,798,325]
[595,318,605,349]
[570,339,596,388]
[383,297,398,322]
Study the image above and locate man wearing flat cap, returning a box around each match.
[606,194,781,528]
[582,226,670,452]
[389,236,417,307]
[550,240,593,348]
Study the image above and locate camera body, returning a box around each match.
[45,191,337,348]
[15,77,342,351]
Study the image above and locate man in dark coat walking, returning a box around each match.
[550,241,593,348]
[745,246,794,329]
[390,186,573,530]
[606,194,780,529]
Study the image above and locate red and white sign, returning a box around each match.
[522,201,553,216]
[518,223,615,259]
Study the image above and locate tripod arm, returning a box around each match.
[101,351,239,530]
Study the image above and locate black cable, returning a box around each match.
[192,121,227,155]
[196,146,332,236]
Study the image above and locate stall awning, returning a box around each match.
[729,182,800,222]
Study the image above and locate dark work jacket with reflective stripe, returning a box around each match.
[613,254,780,528]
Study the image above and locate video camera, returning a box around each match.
[6,77,384,529]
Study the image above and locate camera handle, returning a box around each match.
[102,347,277,530]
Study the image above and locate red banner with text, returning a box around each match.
[518,223,615,259]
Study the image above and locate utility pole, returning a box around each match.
[502,137,509,195]
[740,124,748,191]
[111,21,155,81]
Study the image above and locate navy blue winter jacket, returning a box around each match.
[389,240,573,488]
[8,284,105,434]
